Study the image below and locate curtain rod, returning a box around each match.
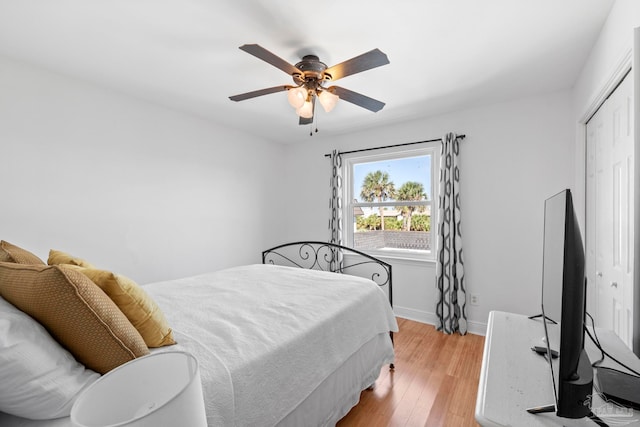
[323,134,466,157]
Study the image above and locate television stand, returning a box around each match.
[528,313,557,324]
[475,311,640,426]
[526,404,555,414]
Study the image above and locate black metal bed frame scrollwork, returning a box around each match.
[262,241,392,305]
[262,241,395,368]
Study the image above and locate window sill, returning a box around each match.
[355,248,437,266]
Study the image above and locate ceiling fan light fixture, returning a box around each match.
[318,89,339,113]
[287,86,307,109]
[296,99,314,119]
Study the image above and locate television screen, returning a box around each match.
[539,189,593,419]
[541,191,565,325]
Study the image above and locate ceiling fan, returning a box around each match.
[229,44,390,125]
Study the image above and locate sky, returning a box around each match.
[353,155,431,202]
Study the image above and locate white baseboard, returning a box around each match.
[393,305,487,336]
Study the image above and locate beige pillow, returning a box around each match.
[0,262,149,374]
[64,265,176,348]
[47,249,95,268]
[0,241,45,265]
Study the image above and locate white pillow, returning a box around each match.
[0,296,99,420]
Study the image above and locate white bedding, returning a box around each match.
[147,264,398,426]
[0,264,398,426]
[277,332,395,426]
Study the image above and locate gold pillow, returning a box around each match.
[0,262,149,374]
[64,265,176,348]
[47,249,95,268]
[0,241,45,265]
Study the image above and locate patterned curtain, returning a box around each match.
[328,150,344,271]
[435,132,467,335]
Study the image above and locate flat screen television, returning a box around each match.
[538,189,593,418]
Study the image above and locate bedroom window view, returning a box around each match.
[347,148,437,260]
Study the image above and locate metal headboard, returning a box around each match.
[261,241,393,309]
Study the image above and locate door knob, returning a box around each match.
[611,281,618,288]
[596,271,603,277]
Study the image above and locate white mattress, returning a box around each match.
[0,264,398,426]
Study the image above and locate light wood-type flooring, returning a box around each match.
[337,317,485,427]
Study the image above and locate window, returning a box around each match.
[344,144,440,261]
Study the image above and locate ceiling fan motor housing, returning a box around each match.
[293,55,331,85]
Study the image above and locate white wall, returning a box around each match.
[283,90,574,334]
[0,56,287,284]
[572,0,640,113]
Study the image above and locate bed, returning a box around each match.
[0,241,398,427]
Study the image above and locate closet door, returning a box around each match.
[586,72,634,349]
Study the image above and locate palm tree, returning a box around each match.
[360,170,395,230]
[396,181,427,231]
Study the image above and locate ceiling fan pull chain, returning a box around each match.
[309,107,317,136]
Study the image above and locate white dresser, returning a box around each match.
[475,311,640,427]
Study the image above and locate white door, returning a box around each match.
[586,72,634,348]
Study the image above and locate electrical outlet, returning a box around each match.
[470,294,480,306]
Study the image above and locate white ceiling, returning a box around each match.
[0,0,615,144]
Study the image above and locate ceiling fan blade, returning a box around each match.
[239,44,302,76]
[331,86,385,112]
[229,85,292,102]
[324,49,389,81]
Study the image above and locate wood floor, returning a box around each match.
[337,317,485,427]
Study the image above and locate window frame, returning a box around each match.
[343,144,440,263]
